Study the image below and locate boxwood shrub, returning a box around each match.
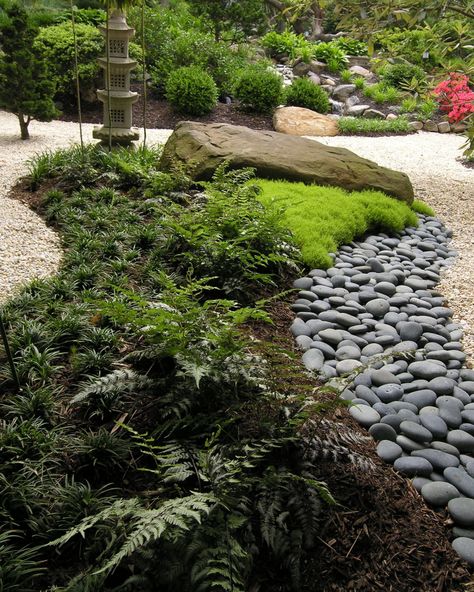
[285,78,330,113]
[165,65,218,116]
[234,66,283,113]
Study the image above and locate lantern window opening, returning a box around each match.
[109,39,126,56]
[110,109,125,124]
[110,73,126,89]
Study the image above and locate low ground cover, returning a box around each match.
[337,115,412,135]
[256,179,421,267]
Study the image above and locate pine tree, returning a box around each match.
[0,4,57,139]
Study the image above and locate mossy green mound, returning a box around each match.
[256,179,419,268]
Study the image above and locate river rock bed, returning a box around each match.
[290,213,474,568]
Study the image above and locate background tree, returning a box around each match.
[187,0,267,41]
[0,4,57,139]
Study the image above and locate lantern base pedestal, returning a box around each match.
[93,125,140,145]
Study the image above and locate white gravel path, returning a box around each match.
[1,112,472,362]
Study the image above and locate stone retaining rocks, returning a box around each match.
[289,212,474,567]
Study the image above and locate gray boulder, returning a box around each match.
[160,122,414,203]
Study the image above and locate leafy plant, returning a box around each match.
[353,76,365,90]
[165,65,218,116]
[417,98,438,120]
[234,65,283,113]
[285,77,330,113]
[312,41,348,72]
[334,36,368,56]
[381,63,426,90]
[261,30,312,60]
[339,69,353,83]
[363,82,401,104]
[400,96,418,113]
[337,115,411,135]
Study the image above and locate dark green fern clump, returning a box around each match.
[0,146,334,591]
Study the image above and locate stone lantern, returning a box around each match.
[93,10,139,145]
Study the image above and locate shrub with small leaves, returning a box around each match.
[285,78,330,114]
[381,63,426,90]
[234,66,283,113]
[165,65,218,116]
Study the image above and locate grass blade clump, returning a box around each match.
[256,180,418,268]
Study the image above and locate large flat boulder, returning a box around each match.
[160,121,414,203]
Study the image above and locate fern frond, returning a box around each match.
[71,369,154,405]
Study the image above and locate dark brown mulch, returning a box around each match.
[247,301,472,592]
[59,83,274,131]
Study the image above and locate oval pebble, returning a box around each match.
[452,538,474,566]
[369,423,397,442]
[394,456,433,477]
[349,405,381,428]
[448,498,474,527]
[400,421,433,443]
[376,440,403,463]
[421,482,460,507]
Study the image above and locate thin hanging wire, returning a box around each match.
[71,0,84,153]
[106,0,112,150]
[141,0,147,147]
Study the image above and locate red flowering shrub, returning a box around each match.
[433,73,474,123]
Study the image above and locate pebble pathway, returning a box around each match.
[290,214,474,567]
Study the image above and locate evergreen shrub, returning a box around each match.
[381,63,427,89]
[234,66,283,113]
[165,65,218,116]
[285,78,330,113]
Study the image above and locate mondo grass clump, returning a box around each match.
[0,145,341,591]
[256,179,418,268]
[337,116,412,135]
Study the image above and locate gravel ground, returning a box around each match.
[1,112,472,363]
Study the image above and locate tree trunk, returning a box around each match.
[18,113,30,140]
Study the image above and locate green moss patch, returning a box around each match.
[256,179,419,268]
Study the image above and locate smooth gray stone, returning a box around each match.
[334,312,361,328]
[320,364,338,379]
[405,278,428,291]
[419,413,448,439]
[403,380,430,394]
[318,328,345,345]
[452,537,474,566]
[400,421,433,443]
[397,372,414,384]
[461,410,474,424]
[297,312,318,321]
[389,401,419,414]
[462,424,474,435]
[449,498,474,527]
[336,345,361,361]
[366,298,390,318]
[302,349,325,371]
[398,321,423,342]
[413,477,432,492]
[374,281,396,296]
[294,277,313,290]
[428,377,456,395]
[444,467,474,498]
[430,471,446,482]
[298,290,318,302]
[371,369,401,386]
[373,402,396,417]
[353,373,372,387]
[381,414,403,429]
[349,404,380,427]
[336,359,363,375]
[355,385,380,405]
[384,312,404,326]
[319,311,340,323]
[437,395,464,410]
[439,407,463,429]
[352,273,371,285]
[361,343,384,357]
[312,285,335,299]
[453,528,474,540]
[369,423,397,442]
[306,319,334,335]
[291,319,312,337]
[367,257,384,272]
[447,430,474,453]
[419,405,439,415]
[295,335,313,351]
[309,301,331,313]
[408,361,448,379]
[352,398,370,406]
[396,435,425,452]
[310,341,336,358]
[348,324,369,335]
[375,383,404,403]
[376,440,403,463]
[412,449,460,472]
[403,389,437,410]
[467,462,474,478]
[460,381,474,395]
[394,456,433,477]
[340,389,356,401]
[461,370,474,381]
[308,269,328,278]
[375,334,399,346]
[421,482,460,506]
[431,440,460,457]
[292,303,311,313]
[454,388,471,405]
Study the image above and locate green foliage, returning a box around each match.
[400,96,418,113]
[187,0,266,41]
[165,65,218,116]
[380,63,427,90]
[337,116,411,135]
[0,4,57,139]
[33,21,102,107]
[256,179,418,267]
[339,69,353,83]
[0,531,45,591]
[363,82,401,104]
[373,28,442,67]
[234,65,283,113]
[353,76,365,90]
[412,199,435,216]
[312,41,348,72]
[148,27,250,97]
[261,30,312,60]
[417,98,438,120]
[284,77,330,114]
[334,36,368,56]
